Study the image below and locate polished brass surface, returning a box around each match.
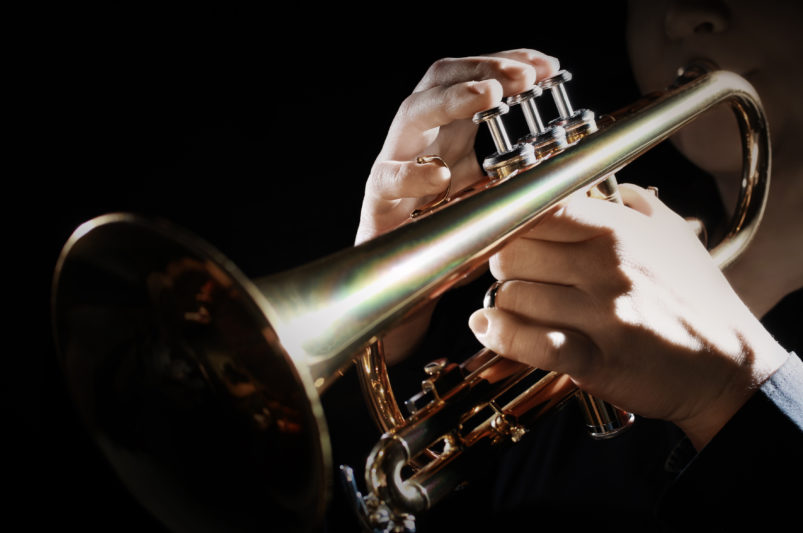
[357,341,406,433]
[558,108,598,144]
[481,143,538,180]
[527,125,569,160]
[53,67,770,532]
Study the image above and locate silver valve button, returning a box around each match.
[538,70,598,144]
[506,86,546,134]
[538,70,575,120]
[472,103,514,154]
[506,86,568,160]
[473,103,537,180]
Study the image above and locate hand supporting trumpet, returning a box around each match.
[468,184,790,450]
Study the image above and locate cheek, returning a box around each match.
[627,6,678,93]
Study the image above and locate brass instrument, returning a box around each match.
[52,64,769,533]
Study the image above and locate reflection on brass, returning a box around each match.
[357,341,406,433]
[53,66,770,533]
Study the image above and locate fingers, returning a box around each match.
[383,49,562,171]
[365,157,450,203]
[414,51,550,94]
[386,50,556,155]
[489,238,607,286]
[359,48,563,243]
[486,280,591,331]
[384,79,502,152]
[468,308,595,376]
[487,49,561,79]
[470,280,596,380]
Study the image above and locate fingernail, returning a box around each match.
[468,311,489,336]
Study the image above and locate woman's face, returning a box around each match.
[627,1,802,181]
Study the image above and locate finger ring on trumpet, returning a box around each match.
[411,155,451,219]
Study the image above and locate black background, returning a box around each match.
[11,3,787,532]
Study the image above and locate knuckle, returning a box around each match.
[534,330,559,366]
[474,79,503,106]
[540,330,588,374]
[475,57,505,78]
[368,161,401,197]
[494,280,522,313]
[389,162,406,192]
[567,332,598,377]
[426,57,454,79]
[364,172,377,196]
[507,47,530,56]
[396,93,418,121]
[365,164,384,194]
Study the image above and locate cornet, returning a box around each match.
[52,62,769,532]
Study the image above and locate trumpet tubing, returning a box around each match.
[52,66,769,533]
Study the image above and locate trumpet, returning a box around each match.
[52,63,769,533]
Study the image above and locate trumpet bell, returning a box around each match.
[52,213,329,533]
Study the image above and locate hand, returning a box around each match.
[468,184,789,449]
[356,49,560,364]
[355,49,560,245]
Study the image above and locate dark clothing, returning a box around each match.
[656,352,803,531]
